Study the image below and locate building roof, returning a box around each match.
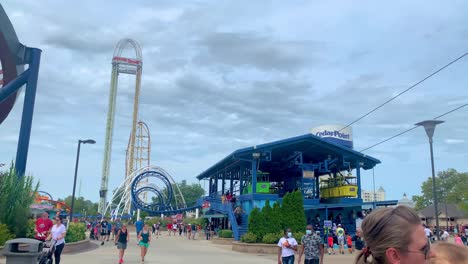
[419,203,466,218]
[196,133,381,180]
[397,193,414,208]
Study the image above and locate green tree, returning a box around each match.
[412,169,468,214]
[262,200,281,234]
[0,165,39,237]
[59,196,99,216]
[153,180,205,207]
[281,191,306,233]
[281,192,293,230]
[271,201,283,232]
[176,180,205,206]
[247,207,265,241]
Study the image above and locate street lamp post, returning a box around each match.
[70,139,96,223]
[415,120,444,241]
[372,167,377,209]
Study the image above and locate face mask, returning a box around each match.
[287,232,292,238]
[306,230,312,235]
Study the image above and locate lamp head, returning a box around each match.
[80,139,96,144]
[415,120,444,139]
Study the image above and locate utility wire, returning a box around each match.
[340,51,468,132]
[360,103,468,152]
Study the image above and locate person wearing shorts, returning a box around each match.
[336,224,345,255]
[138,224,151,262]
[327,234,335,255]
[100,218,109,245]
[115,224,129,264]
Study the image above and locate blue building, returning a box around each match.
[196,133,397,240]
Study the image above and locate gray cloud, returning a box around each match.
[194,32,324,72]
[1,0,468,202]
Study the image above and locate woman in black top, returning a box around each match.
[115,224,129,264]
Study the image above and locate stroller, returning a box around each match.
[38,240,56,264]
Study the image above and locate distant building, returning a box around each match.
[361,187,386,202]
[419,203,468,229]
[397,193,414,208]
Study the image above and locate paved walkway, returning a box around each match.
[1,232,355,264]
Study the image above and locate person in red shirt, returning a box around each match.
[35,212,53,241]
[167,223,172,236]
[327,234,335,255]
[347,234,353,253]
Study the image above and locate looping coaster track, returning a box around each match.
[105,165,198,217]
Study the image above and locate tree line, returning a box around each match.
[412,168,468,214]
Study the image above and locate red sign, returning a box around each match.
[112,56,142,65]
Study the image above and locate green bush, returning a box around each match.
[0,224,14,246]
[262,233,279,244]
[294,231,305,245]
[240,232,257,243]
[65,222,86,243]
[218,229,233,238]
[281,191,306,233]
[247,207,266,241]
[26,219,35,239]
[0,166,39,237]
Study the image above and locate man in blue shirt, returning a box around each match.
[135,218,144,241]
[107,221,112,241]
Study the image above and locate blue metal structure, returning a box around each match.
[130,170,200,215]
[0,4,41,176]
[195,133,393,240]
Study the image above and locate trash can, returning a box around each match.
[1,238,43,264]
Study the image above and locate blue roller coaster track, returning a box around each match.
[130,170,200,215]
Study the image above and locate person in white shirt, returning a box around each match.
[423,225,432,239]
[277,228,298,264]
[441,229,449,241]
[47,217,67,264]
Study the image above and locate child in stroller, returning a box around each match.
[38,240,56,264]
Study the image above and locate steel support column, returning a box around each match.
[15,48,41,176]
[251,159,257,194]
[356,161,362,199]
[239,165,244,195]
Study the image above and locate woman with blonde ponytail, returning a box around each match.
[354,206,435,264]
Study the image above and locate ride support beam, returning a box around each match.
[356,161,362,199]
[221,170,226,195]
[15,48,41,176]
[251,158,257,194]
[239,165,244,195]
[229,170,234,194]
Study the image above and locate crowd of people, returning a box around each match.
[276,206,467,264]
[34,212,66,264]
[32,205,468,264]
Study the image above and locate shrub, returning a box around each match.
[218,229,233,238]
[65,222,86,243]
[240,232,257,243]
[247,207,266,240]
[262,233,279,244]
[0,224,14,246]
[294,231,305,245]
[0,166,39,237]
[26,219,35,239]
[281,191,306,234]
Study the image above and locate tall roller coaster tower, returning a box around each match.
[99,39,142,214]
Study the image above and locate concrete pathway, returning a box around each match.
[1,232,355,264]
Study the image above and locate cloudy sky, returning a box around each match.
[1,0,467,203]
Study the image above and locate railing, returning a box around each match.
[202,196,241,240]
